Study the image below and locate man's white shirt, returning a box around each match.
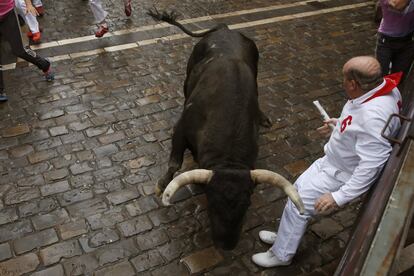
[324,80,402,206]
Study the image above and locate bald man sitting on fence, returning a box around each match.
[252,56,402,268]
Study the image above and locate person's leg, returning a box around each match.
[270,159,325,262]
[0,34,7,101]
[390,40,414,78]
[0,66,6,102]
[89,0,108,23]
[89,0,109,37]
[390,39,414,99]
[15,0,41,43]
[32,0,44,16]
[252,157,344,267]
[252,195,310,267]
[375,35,393,76]
[14,0,28,27]
[0,66,3,93]
[1,10,53,80]
[252,159,324,267]
[270,199,310,261]
[123,0,132,17]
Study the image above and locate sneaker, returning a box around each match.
[35,6,45,16]
[124,0,132,16]
[95,24,109,38]
[30,32,42,44]
[43,63,54,82]
[252,249,292,268]
[0,92,8,102]
[259,230,277,245]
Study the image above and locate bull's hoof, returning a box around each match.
[259,110,272,128]
[260,117,272,128]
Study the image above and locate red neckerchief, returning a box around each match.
[362,72,402,104]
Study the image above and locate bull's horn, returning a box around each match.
[251,169,305,214]
[162,169,213,206]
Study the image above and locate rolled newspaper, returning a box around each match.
[313,100,334,131]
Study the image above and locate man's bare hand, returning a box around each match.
[24,0,39,16]
[314,193,338,213]
[316,118,338,137]
[388,0,410,10]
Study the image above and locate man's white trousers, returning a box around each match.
[271,156,350,262]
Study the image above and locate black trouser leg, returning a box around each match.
[0,9,49,72]
[0,32,3,92]
[375,34,414,96]
[0,33,3,92]
[375,37,392,76]
[0,65,4,93]
[391,40,414,78]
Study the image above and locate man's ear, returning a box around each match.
[350,79,358,90]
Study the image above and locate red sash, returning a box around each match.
[362,72,402,104]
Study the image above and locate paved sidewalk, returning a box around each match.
[1,0,377,275]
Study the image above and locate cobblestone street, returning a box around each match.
[0,0,378,275]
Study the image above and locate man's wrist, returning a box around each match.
[331,191,346,207]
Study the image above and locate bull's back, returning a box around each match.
[183,59,260,169]
[203,28,258,59]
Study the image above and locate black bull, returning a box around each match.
[148,10,305,250]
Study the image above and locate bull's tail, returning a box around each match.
[147,8,224,38]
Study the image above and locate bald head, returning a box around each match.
[343,56,383,92]
[343,56,381,78]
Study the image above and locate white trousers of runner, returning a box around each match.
[89,0,108,24]
[15,0,40,33]
[89,0,132,24]
[271,156,350,262]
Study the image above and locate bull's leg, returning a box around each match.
[259,109,272,128]
[156,157,182,196]
[156,120,187,196]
